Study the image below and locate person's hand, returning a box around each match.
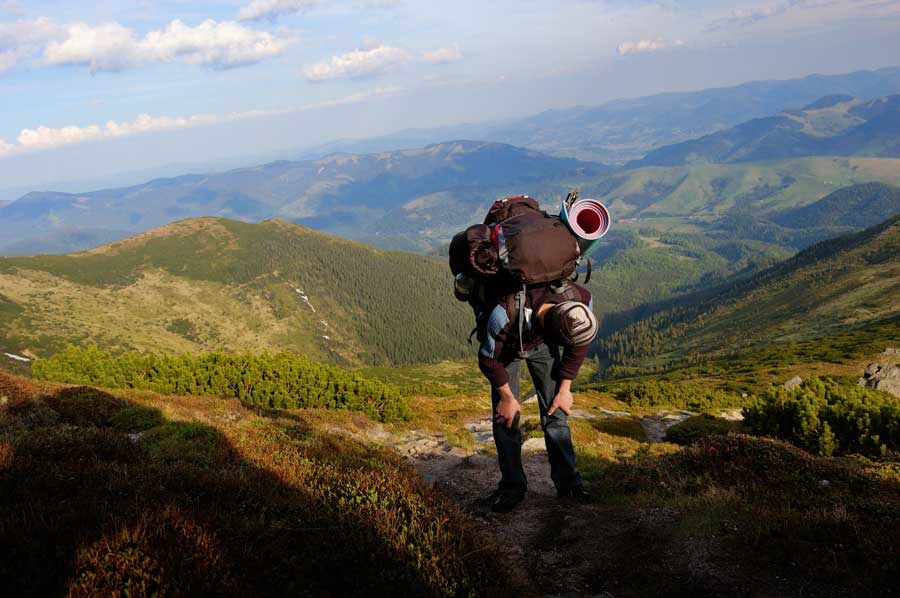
[547,387,573,417]
[495,397,521,428]
[494,384,521,429]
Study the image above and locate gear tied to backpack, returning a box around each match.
[449,190,610,353]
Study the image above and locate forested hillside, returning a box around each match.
[0,218,472,366]
[598,214,900,371]
[773,181,900,228]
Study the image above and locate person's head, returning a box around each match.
[542,301,598,347]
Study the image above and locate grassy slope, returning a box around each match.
[598,215,900,373]
[585,157,900,221]
[0,218,472,367]
[6,366,900,595]
[0,371,510,597]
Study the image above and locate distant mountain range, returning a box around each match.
[598,212,900,369]
[0,218,472,366]
[0,141,603,251]
[4,66,900,258]
[297,66,900,165]
[632,95,900,166]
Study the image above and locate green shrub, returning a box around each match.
[614,380,744,412]
[32,345,410,422]
[744,377,900,457]
[664,414,743,445]
[108,406,166,433]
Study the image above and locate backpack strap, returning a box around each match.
[584,257,592,285]
[515,285,527,358]
[550,280,578,301]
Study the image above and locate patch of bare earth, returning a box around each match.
[363,411,834,598]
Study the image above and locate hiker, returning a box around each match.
[450,194,601,513]
[474,280,596,512]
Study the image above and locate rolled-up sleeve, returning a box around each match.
[478,304,510,387]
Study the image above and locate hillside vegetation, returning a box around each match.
[773,181,900,228]
[0,218,472,366]
[599,214,900,371]
[0,371,507,597]
[33,345,410,422]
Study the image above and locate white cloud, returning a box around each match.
[0,17,63,72]
[617,38,684,56]
[0,86,401,158]
[239,0,318,21]
[423,45,462,64]
[303,44,410,81]
[42,19,291,72]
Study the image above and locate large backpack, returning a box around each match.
[449,195,583,354]
[484,196,580,285]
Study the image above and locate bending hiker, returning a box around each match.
[450,194,604,513]
[475,282,597,512]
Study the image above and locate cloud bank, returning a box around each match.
[617,38,685,56]
[239,0,318,21]
[0,87,400,158]
[0,17,291,73]
[0,17,62,72]
[303,44,410,81]
[42,19,291,72]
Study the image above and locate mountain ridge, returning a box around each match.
[598,214,900,370]
[0,217,472,367]
[296,66,900,165]
[632,94,900,166]
[0,141,604,251]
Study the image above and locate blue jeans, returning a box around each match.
[490,343,582,493]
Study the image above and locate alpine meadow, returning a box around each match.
[2,3,900,597]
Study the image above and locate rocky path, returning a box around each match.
[362,408,729,597]
[415,448,613,597]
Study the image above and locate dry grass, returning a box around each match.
[0,371,509,597]
[80,218,238,257]
[0,269,327,359]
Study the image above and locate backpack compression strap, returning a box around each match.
[516,285,527,358]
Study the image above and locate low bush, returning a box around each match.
[0,372,506,597]
[744,377,900,457]
[33,345,410,422]
[664,414,744,445]
[613,380,744,412]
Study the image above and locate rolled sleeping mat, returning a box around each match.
[560,197,610,257]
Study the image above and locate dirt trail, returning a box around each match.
[416,450,618,597]
[378,412,805,598]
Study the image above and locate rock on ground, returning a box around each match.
[719,408,744,421]
[859,362,900,398]
[784,376,803,390]
[640,411,694,443]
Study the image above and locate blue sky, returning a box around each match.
[1,0,899,193]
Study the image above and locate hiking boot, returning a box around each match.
[557,483,591,503]
[483,489,525,513]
